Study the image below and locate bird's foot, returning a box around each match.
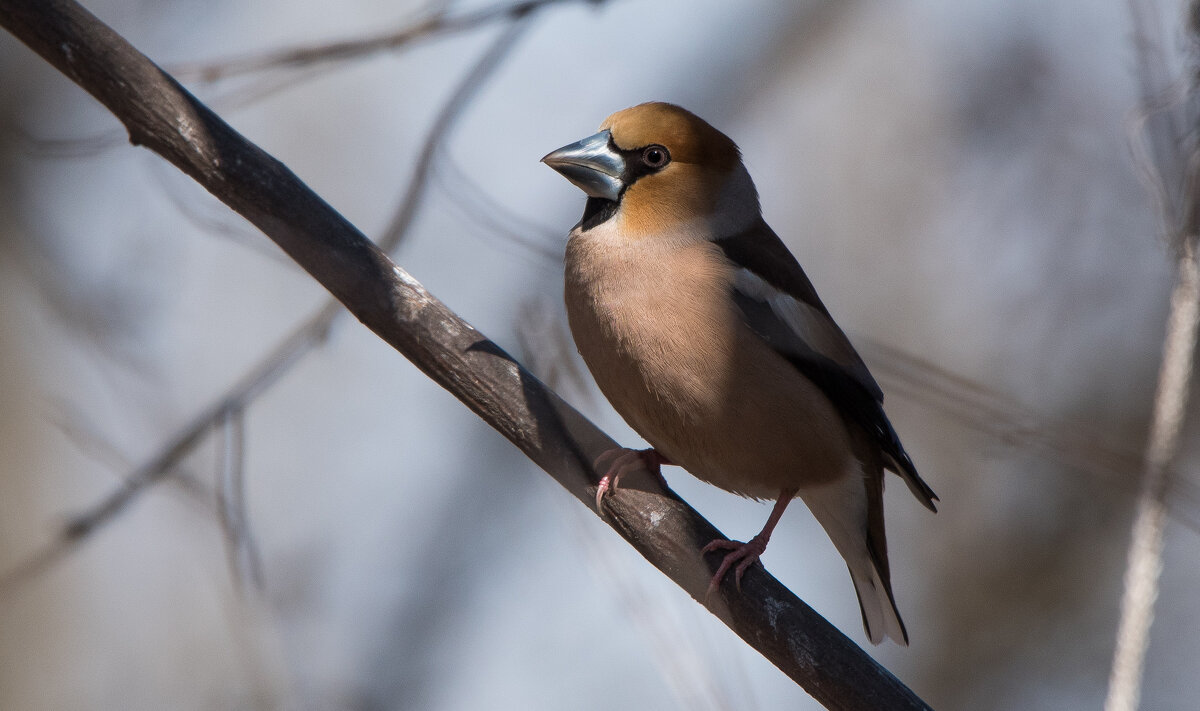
[592,447,671,512]
[702,535,769,599]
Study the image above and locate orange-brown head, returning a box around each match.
[543,102,757,235]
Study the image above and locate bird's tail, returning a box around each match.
[801,464,909,646]
[846,545,908,645]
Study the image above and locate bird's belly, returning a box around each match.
[565,252,853,498]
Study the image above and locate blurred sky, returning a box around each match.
[2,0,1200,709]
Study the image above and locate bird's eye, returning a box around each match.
[641,145,670,169]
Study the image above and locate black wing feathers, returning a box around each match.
[716,223,938,510]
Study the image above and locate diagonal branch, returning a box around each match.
[1,10,537,599]
[0,1,931,709]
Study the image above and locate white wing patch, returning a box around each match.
[732,268,882,399]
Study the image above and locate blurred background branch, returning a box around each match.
[0,2,536,599]
[169,0,563,83]
[1106,2,1200,709]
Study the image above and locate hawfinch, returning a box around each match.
[542,102,937,646]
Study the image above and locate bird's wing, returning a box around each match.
[715,221,938,510]
[715,220,882,398]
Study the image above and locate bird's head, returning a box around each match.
[542,102,759,235]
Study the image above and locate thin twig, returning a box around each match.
[434,149,564,264]
[0,300,338,594]
[169,0,562,85]
[1105,3,1200,710]
[48,403,214,506]
[0,13,533,594]
[1126,0,1188,233]
[153,160,297,266]
[10,0,571,156]
[375,20,533,252]
[217,406,263,593]
[859,339,1200,531]
[1105,242,1200,711]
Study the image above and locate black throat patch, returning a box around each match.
[575,137,669,232]
[579,197,619,231]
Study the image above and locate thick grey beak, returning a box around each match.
[541,129,625,202]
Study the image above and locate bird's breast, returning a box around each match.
[565,236,735,415]
[563,229,852,496]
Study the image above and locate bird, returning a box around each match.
[541,102,937,646]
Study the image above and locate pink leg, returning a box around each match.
[702,488,798,598]
[593,447,672,511]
